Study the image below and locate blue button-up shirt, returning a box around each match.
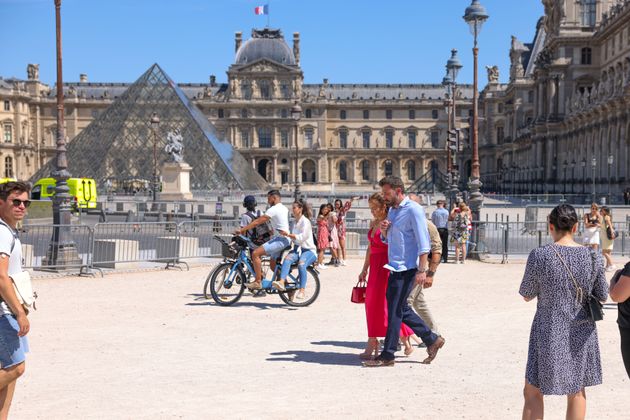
[431,207,450,229]
[382,197,431,272]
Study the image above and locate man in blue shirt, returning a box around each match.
[364,176,445,367]
[431,200,450,263]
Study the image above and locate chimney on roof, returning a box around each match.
[293,32,300,65]
[80,74,88,83]
[210,75,216,86]
[235,32,242,53]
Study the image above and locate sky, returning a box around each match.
[1,0,545,86]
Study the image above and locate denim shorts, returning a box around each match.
[0,315,29,369]
[262,236,291,259]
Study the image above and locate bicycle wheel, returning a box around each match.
[205,262,246,306]
[279,266,320,307]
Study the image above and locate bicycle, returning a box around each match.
[204,235,320,307]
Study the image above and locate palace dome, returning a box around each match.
[235,28,296,66]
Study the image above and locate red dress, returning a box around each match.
[364,228,413,338]
[317,217,330,250]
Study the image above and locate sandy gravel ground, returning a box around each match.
[11,257,630,419]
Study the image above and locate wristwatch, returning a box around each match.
[427,270,435,277]
[417,268,427,273]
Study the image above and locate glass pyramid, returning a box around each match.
[33,63,267,191]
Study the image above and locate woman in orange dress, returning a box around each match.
[358,192,414,359]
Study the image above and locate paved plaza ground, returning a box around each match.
[12,257,630,419]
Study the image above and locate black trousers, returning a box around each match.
[437,228,449,262]
[621,327,630,379]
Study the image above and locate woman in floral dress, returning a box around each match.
[334,197,358,266]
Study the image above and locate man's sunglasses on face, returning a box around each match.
[11,199,31,208]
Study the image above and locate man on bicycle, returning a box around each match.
[236,190,290,290]
[240,195,261,249]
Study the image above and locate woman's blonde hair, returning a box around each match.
[590,203,599,210]
[458,202,469,212]
[368,192,388,228]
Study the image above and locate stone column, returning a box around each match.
[548,77,556,118]
[557,74,566,116]
[272,155,278,185]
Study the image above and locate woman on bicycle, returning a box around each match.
[273,199,317,300]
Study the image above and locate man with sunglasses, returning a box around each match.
[0,181,31,418]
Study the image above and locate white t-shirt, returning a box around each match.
[0,220,23,316]
[265,203,290,236]
[292,216,316,251]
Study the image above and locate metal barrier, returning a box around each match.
[20,224,93,273]
[177,220,240,259]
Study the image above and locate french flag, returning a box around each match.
[254,5,268,15]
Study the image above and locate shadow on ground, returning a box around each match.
[185,293,297,310]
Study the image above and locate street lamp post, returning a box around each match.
[591,156,597,204]
[607,154,613,204]
[150,113,160,202]
[46,0,80,268]
[444,48,463,209]
[291,101,302,201]
[463,0,488,253]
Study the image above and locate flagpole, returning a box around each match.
[267,2,270,28]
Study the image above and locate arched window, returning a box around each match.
[4,156,13,178]
[339,161,348,181]
[384,160,393,176]
[406,160,416,180]
[302,159,317,183]
[361,160,370,181]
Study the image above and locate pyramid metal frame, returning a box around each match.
[33,63,268,191]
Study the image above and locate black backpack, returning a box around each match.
[246,211,274,246]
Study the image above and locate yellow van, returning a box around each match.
[0,178,17,184]
[32,178,98,210]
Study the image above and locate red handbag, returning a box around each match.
[351,280,367,304]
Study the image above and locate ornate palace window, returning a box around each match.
[361,160,370,181]
[339,161,348,181]
[4,156,13,178]
[386,110,392,120]
[240,129,250,148]
[408,130,417,148]
[3,101,9,111]
[581,0,596,27]
[3,124,12,143]
[409,109,415,120]
[385,130,394,148]
[384,160,393,177]
[304,128,314,148]
[339,130,348,149]
[281,129,289,148]
[407,160,416,180]
[362,131,370,149]
[340,110,346,120]
[259,80,270,99]
[581,47,592,65]
[431,131,439,148]
[258,127,272,148]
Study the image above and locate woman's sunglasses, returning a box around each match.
[11,199,31,208]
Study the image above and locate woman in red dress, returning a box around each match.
[316,204,330,270]
[358,192,414,359]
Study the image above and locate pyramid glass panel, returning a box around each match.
[33,64,267,191]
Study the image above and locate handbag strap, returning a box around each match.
[551,245,583,306]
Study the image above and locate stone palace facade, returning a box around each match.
[479,0,630,198]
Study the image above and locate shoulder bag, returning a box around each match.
[605,219,619,240]
[552,245,603,322]
[0,222,37,314]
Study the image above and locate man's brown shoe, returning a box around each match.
[422,336,445,364]
[362,358,395,368]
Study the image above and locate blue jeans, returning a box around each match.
[381,268,438,361]
[279,248,317,288]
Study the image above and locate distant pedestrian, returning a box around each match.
[450,202,470,264]
[624,188,630,205]
[326,203,340,266]
[431,200,450,263]
[0,182,32,419]
[316,204,330,270]
[600,206,616,271]
[609,260,630,379]
[520,204,607,420]
[334,197,358,266]
[363,176,445,367]
[583,203,601,250]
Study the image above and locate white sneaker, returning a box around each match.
[340,259,347,266]
[606,265,617,272]
[317,264,328,270]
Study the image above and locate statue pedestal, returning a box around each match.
[160,162,193,201]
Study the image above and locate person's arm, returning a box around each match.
[359,240,371,282]
[237,214,270,235]
[0,257,29,336]
[592,253,609,302]
[424,252,441,288]
[411,206,431,286]
[610,274,630,303]
[520,249,540,302]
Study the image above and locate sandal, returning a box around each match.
[359,338,379,360]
